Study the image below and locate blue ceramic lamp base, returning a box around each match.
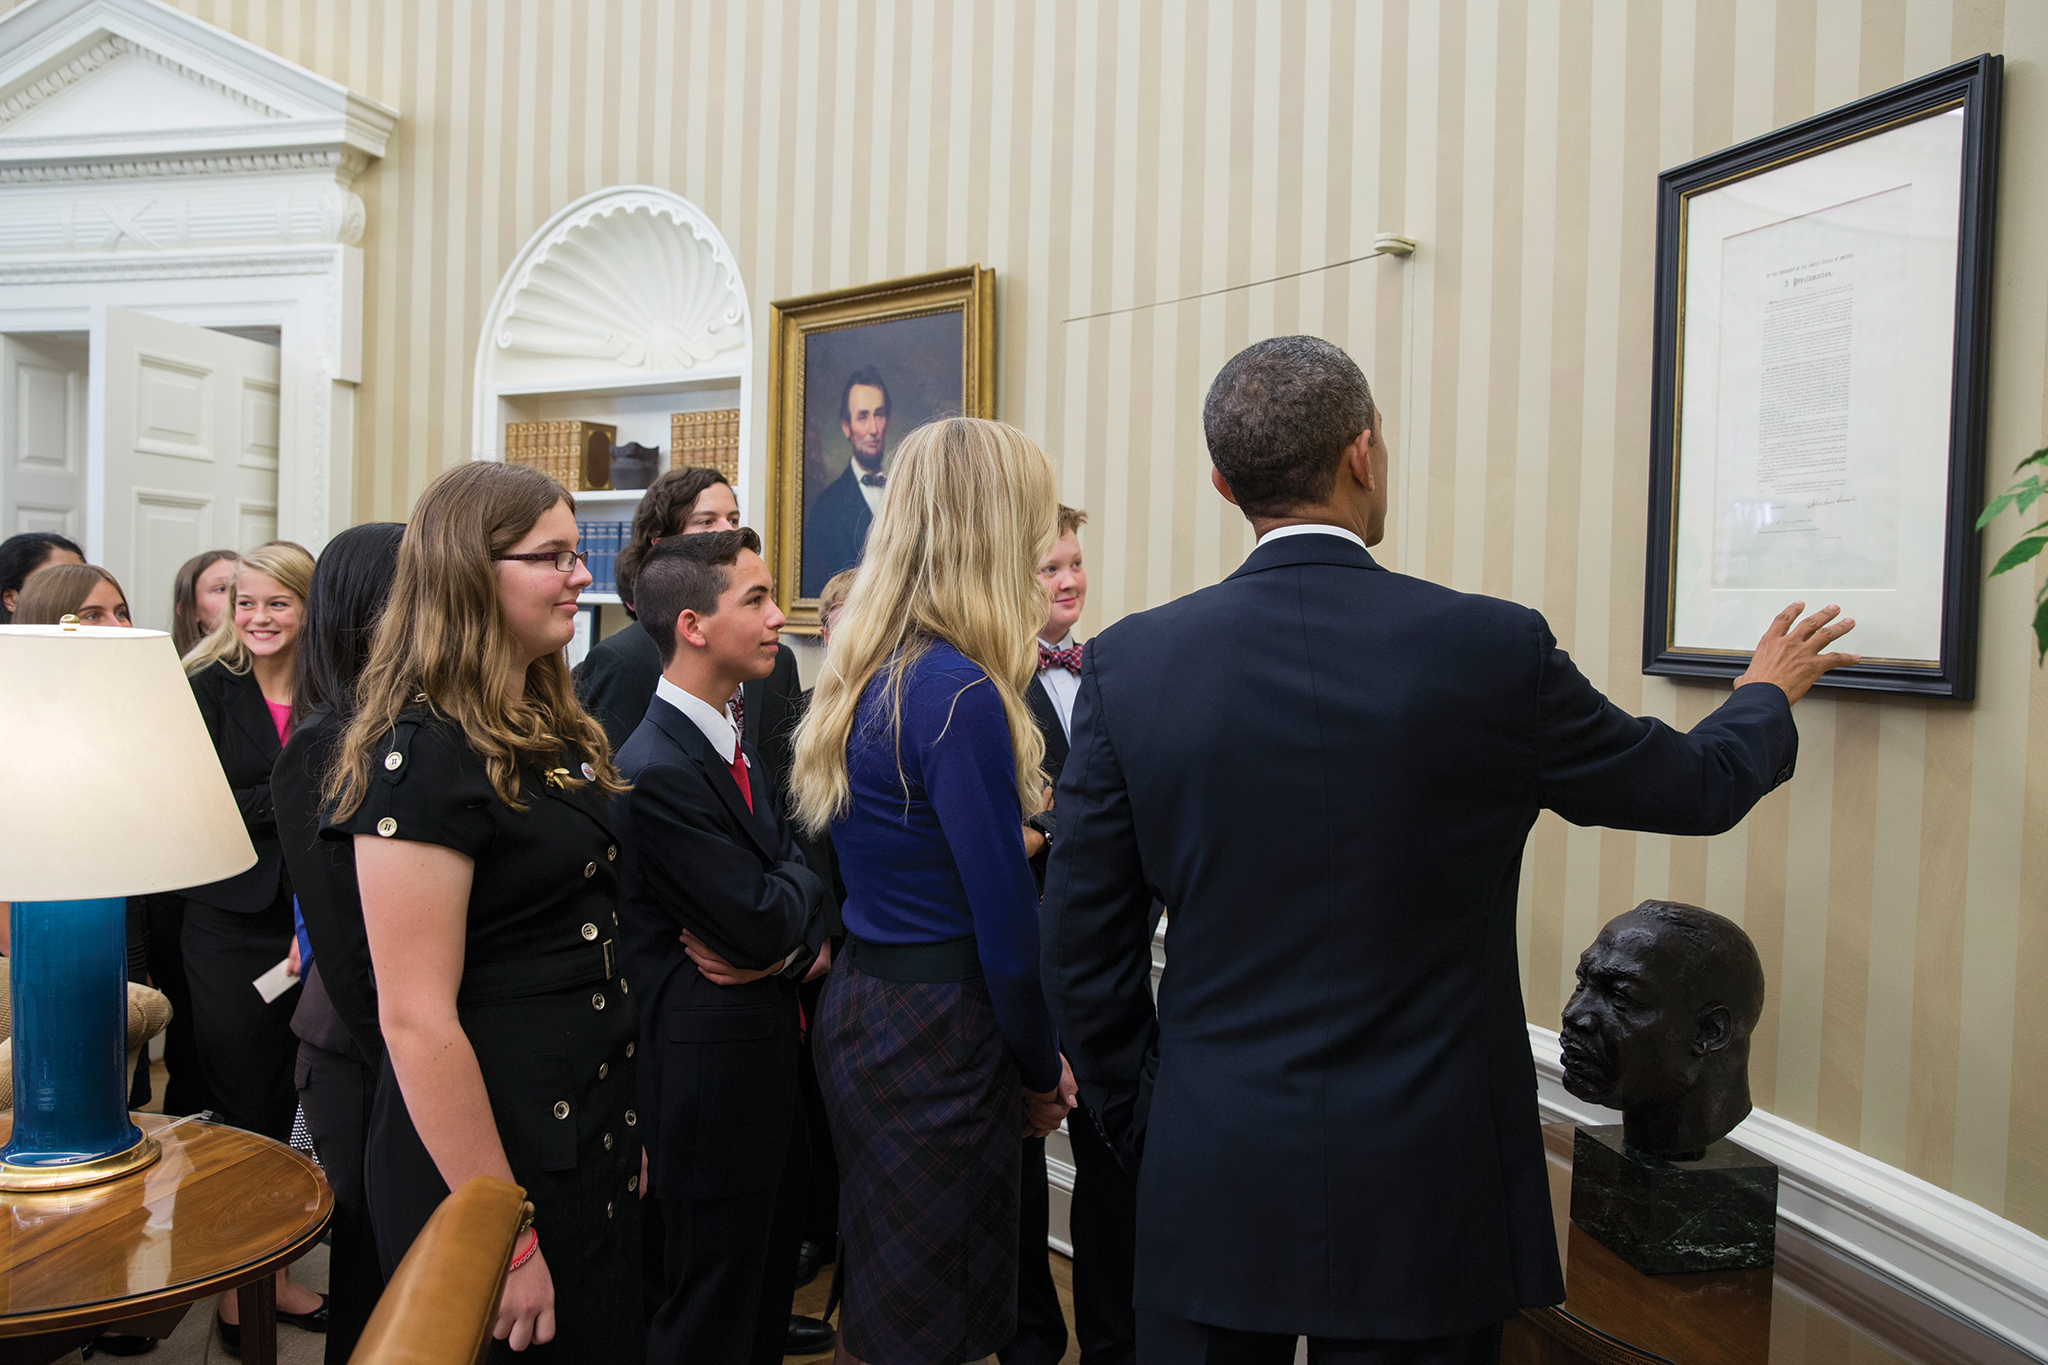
[0,897,161,1192]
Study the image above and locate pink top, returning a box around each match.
[265,697,291,745]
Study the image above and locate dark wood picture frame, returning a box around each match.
[766,266,996,634]
[1643,55,2001,699]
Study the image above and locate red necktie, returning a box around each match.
[728,746,753,813]
[1037,640,1084,675]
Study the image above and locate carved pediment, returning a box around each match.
[0,0,395,182]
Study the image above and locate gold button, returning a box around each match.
[603,1132,614,1151]
[625,1109,637,1127]
[627,1175,638,1192]
[591,992,606,1011]
[376,817,397,838]
[607,845,619,861]
[620,978,630,995]
[584,862,597,878]
[598,1063,609,1080]
[552,1101,570,1120]
[384,750,404,770]
[606,1202,614,1219]
[626,1041,635,1058]
[414,691,428,702]
[581,923,599,941]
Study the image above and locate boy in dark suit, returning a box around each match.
[610,529,833,1365]
[1012,505,1142,1365]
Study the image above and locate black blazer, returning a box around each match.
[1040,533,1798,1341]
[576,620,803,796]
[183,661,289,914]
[610,693,829,1202]
[1025,671,1072,789]
[274,705,381,1062]
[800,462,873,597]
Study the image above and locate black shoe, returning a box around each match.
[278,1293,331,1332]
[82,1335,158,1359]
[794,1238,828,1288]
[215,1315,241,1359]
[785,1314,835,1355]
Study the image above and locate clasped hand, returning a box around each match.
[1023,1056,1078,1139]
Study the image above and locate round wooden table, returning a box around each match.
[0,1111,331,1365]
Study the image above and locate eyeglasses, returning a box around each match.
[494,549,590,573]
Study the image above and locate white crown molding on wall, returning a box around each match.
[1527,1024,2048,1361]
[0,0,396,176]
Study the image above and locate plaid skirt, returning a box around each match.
[817,954,1023,1364]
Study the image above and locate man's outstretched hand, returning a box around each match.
[1734,601,1860,704]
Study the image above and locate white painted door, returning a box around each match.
[95,305,281,632]
[0,333,88,543]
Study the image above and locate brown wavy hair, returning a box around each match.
[614,465,731,611]
[325,461,625,818]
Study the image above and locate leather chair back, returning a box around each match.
[349,1177,527,1365]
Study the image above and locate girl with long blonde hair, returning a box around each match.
[172,538,328,1345]
[322,461,639,1360]
[794,417,1076,1363]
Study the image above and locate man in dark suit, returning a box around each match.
[610,529,834,1365]
[1010,504,1140,1365]
[1040,336,1859,1363]
[800,366,890,596]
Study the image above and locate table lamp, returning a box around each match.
[0,622,255,1191]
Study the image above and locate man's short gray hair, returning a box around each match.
[1203,336,1375,517]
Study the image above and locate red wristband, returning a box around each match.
[509,1227,538,1271]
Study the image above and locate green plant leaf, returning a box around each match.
[2034,597,2048,664]
[2020,446,2048,473]
[1990,536,2048,577]
[1977,474,2046,528]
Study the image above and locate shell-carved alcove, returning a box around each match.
[474,185,752,411]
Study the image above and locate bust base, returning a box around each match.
[1569,1124,1778,1275]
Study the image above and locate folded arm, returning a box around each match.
[627,760,826,971]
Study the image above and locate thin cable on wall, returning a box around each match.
[1061,233,1418,324]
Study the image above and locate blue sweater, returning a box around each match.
[831,641,1061,1093]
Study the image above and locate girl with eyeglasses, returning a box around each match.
[324,461,641,1359]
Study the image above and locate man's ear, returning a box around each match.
[1342,427,1377,495]
[1210,466,1240,507]
[1692,1003,1735,1057]
[675,608,708,651]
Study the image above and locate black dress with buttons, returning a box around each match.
[324,712,643,1363]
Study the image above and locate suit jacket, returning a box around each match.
[1040,533,1798,1340]
[800,462,874,597]
[576,620,803,797]
[274,704,381,1062]
[1026,672,1072,790]
[610,693,829,1202]
[183,661,289,913]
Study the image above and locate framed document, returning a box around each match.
[1644,56,2001,698]
[767,266,995,633]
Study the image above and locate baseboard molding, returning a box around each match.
[1526,1024,2048,1361]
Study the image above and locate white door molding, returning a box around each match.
[0,0,394,555]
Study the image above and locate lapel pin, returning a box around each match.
[581,761,597,781]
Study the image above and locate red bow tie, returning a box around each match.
[1037,641,1084,675]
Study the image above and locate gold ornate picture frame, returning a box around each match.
[767,265,996,633]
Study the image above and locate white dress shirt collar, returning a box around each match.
[1255,522,1369,552]
[656,674,739,765]
[1034,632,1081,741]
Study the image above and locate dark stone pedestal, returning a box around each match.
[1569,1124,1778,1275]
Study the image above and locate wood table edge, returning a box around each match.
[0,1204,331,1338]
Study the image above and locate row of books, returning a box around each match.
[576,519,628,597]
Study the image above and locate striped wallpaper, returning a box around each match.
[68,0,2047,1237]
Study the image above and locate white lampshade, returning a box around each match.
[0,625,256,901]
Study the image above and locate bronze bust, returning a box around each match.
[1560,900,1766,1161]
